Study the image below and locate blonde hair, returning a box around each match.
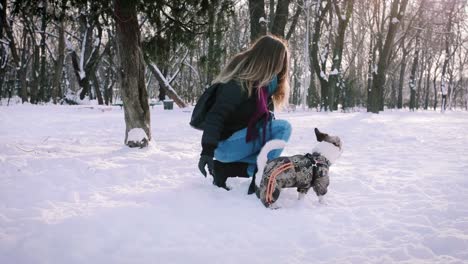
[213,34,290,108]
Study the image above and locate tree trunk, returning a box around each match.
[2,0,27,102]
[409,42,420,111]
[114,0,151,147]
[416,51,425,109]
[30,45,40,104]
[271,0,290,38]
[0,0,5,99]
[38,0,48,102]
[367,37,374,111]
[206,2,216,84]
[327,0,354,111]
[424,66,430,110]
[409,28,423,110]
[91,72,104,105]
[52,20,65,103]
[19,29,28,103]
[439,0,456,112]
[397,47,408,109]
[310,1,331,111]
[206,0,226,85]
[433,75,438,110]
[369,0,408,113]
[268,0,275,33]
[249,0,266,42]
[285,0,302,40]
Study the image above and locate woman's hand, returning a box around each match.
[198,155,214,177]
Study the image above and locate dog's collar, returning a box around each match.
[304,152,331,169]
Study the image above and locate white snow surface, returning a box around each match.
[1,105,468,264]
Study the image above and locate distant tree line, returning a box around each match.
[1,0,467,114]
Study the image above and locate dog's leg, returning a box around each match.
[247,174,257,195]
[261,188,281,208]
[298,192,306,200]
[269,203,280,210]
[297,187,309,200]
[318,195,327,204]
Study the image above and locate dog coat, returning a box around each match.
[257,152,330,207]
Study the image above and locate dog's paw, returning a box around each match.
[298,192,306,200]
[318,195,327,205]
[268,203,281,210]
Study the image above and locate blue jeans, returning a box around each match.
[214,119,292,177]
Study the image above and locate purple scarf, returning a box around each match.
[246,86,270,143]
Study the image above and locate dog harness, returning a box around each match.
[264,152,331,205]
[304,152,331,186]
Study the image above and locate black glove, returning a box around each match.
[198,155,214,177]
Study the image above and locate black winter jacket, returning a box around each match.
[201,79,274,157]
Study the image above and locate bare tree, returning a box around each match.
[114,0,151,148]
[368,0,408,113]
[249,0,267,42]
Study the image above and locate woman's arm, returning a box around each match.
[201,81,245,157]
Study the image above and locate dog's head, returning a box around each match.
[313,128,343,164]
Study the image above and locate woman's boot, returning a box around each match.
[247,173,257,195]
[213,160,249,190]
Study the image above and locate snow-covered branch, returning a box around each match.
[147,62,187,108]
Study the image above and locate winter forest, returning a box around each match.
[1,1,468,263]
[1,0,467,113]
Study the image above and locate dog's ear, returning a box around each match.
[315,128,329,142]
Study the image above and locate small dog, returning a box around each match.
[255,128,343,208]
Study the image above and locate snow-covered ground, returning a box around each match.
[1,105,468,264]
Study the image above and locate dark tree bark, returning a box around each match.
[368,0,408,113]
[423,59,431,110]
[416,48,425,109]
[271,0,290,38]
[103,32,115,105]
[114,0,151,147]
[65,2,104,102]
[249,0,266,42]
[18,28,29,103]
[91,72,104,105]
[409,36,420,111]
[79,25,102,101]
[206,0,227,85]
[310,1,332,110]
[440,0,456,112]
[206,1,217,84]
[327,0,354,110]
[30,44,40,104]
[285,0,302,40]
[38,0,48,102]
[433,74,438,110]
[52,20,65,103]
[268,0,275,33]
[367,37,374,110]
[2,0,28,103]
[397,39,408,109]
[0,0,6,99]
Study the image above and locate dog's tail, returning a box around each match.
[255,139,287,187]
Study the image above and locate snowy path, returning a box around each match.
[1,105,468,264]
